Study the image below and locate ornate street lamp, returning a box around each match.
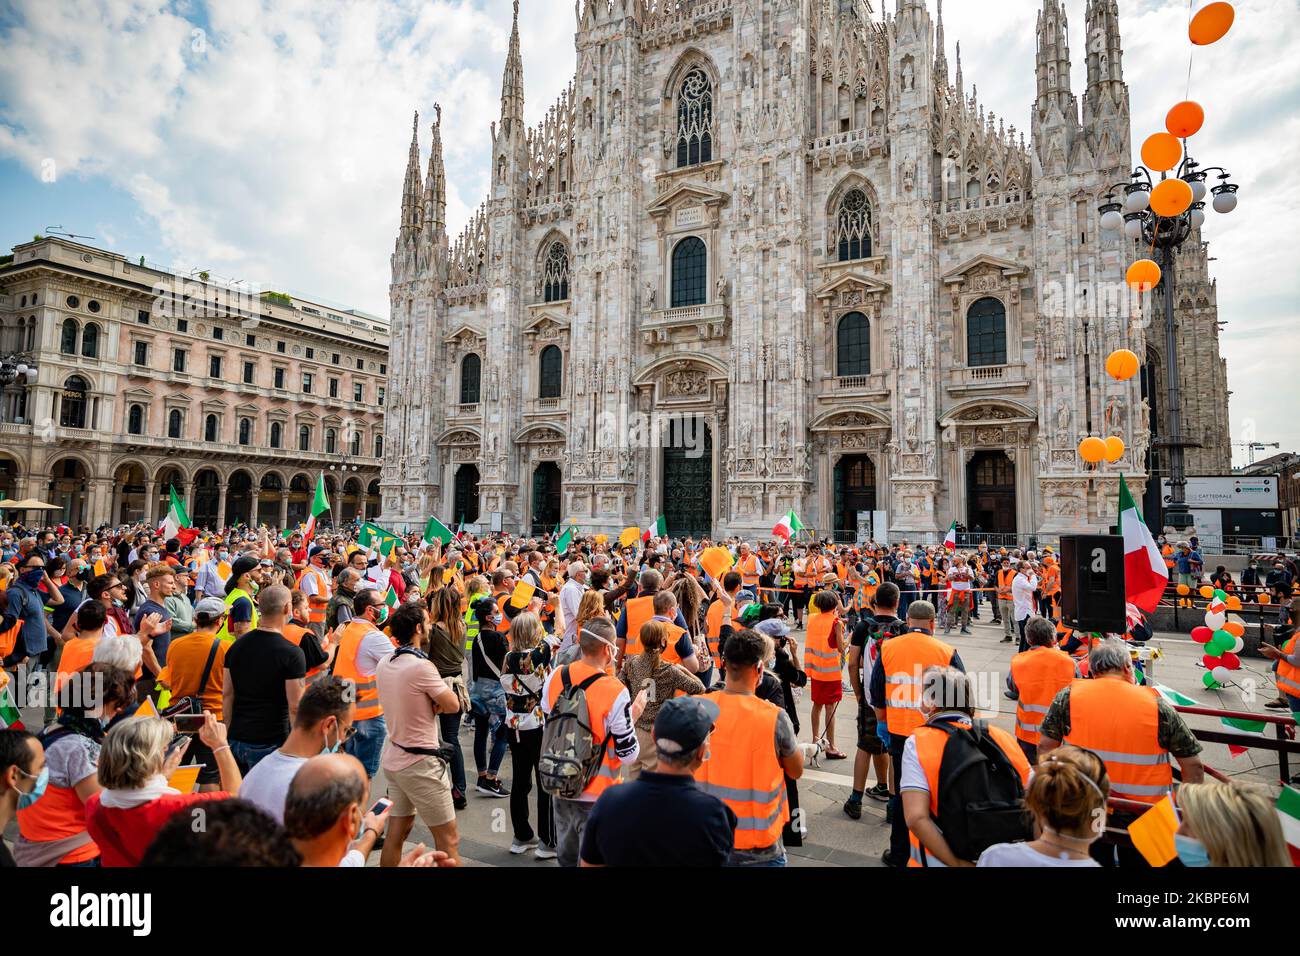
[1099,153,1239,531]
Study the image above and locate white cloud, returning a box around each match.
[1,0,1295,460]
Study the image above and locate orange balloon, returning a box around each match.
[1199,585,1215,599]
[1150,178,1193,218]
[1176,584,1190,596]
[1141,132,1182,172]
[1223,621,1245,637]
[1104,436,1125,463]
[1126,259,1162,293]
[1166,101,1205,139]
[1190,1,1234,45]
[1260,593,1271,605]
[1105,348,1140,381]
[1078,436,1107,464]
[1225,596,1242,611]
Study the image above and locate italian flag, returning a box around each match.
[1119,475,1168,614]
[421,516,455,547]
[383,584,400,610]
[302,472,329,541]
[1221,715,1269,758]
[159,485,199,545]
[1278,785,1300,866]
[943,521,957,551]
[642,516,667,542]
[772,509,804,542]
[556,525,576,554]
[0,673,23,730]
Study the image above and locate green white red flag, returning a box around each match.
[642,516,667,542]
[303,472,330,541]
[1119,475,1168,614]
[943,521,957,551]
[1278,785,1300,866]
[772,510,804,542]
[159,485,198,545]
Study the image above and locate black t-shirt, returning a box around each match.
[580,772,736,867]
[471,628,508,683]
[224,628,307,745]
[52,583,85,634]
[850,612,900,652]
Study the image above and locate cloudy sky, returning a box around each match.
[0,0,1296,463]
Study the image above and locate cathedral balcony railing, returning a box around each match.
[946,363,1030,395]
[808,127,888,168]
[452,403,481,419]
[640,301,728,346]
[534,398,561,411]
[818,372,890,403]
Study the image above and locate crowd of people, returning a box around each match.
[0,519,1295,869]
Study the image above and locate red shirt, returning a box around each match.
[388,569,406,601]
[290,547,307,565]
[84,791,231,866]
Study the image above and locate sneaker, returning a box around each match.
[880,849,901,868]
[534,845,558,860]
[960,628,971,634]
[452,789,467,811]
[1000,636,1014,643]
[509,840,538,855]
[1265,698,1290,710]
[1004,690,1016,700]
[843,797,863,820]
[476,777,511,797]
[866,783,891,801]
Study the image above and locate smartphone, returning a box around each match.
[165,735,192,761]
[368,797,393,816]
[173,713,207,734]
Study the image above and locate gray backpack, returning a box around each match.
[539,666,609,799]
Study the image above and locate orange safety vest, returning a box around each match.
[0,617,20,658]
[282,622,328,684]
[495,593,511,633]
[737,554,761,587]
[298,566,331,624]
[705,599,738,661]
[332,620,390,721]
[54,637,99,696]
[1042,563,1061,597]
[1008,646,1076,746]
[544,660,627,798]
[907,717,1031,867]
[804,612,841,681]
[1063,678,1173,804]
[620,595,656,655]
[1275,633,1300,699]
[794,559,814,588]
[659,621,689,666]
[879,631,957,737]
[693,690,789,851]
[996,568,1016,600]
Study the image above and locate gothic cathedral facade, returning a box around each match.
[381,0,1230,541]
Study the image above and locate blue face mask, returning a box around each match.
[1174,833,1211,868]
[20,568,44,588]
[15,765,49,809]
[321,723,343,755]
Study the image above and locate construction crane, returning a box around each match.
[1233,441,1281,466]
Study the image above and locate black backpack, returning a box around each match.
[928,718,1032,864]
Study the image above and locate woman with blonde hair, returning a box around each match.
[978,744,1109,867]
[618,620,705,777]
[672,575,713,685]
[1176,778,1293,867]
[499,611,560,857]
[426,585,469,807]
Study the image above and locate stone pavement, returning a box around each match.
[383,611,1289,867]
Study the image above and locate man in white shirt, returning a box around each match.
[1011,561,1038,653]
[194,549,229,602]
[559,562,588,649]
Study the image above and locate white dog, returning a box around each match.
[799,738,826,769]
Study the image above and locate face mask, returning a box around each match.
[373,605,389,625]
[321,722,343,755]
[15,765,49,809]
[1174,833,1210,868]
[20,569,44,587]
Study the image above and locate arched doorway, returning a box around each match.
[0,456,20,504]
[966,451,1016,535]
[287,474,311,527]
[531,462,561,536]
[113,463,147,524]
[192,469,220,529]
[259,473,284,526]
[227,470,254,527]
[366,480,381,522]
[833,455,877,542]
[343,478,363,522]
[454,465,480,525]
[47,457,89,527]
[155,467,185,525]
[662,416,712,538]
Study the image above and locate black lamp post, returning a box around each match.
[1098,154,1238,532]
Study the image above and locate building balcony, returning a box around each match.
[107,431,382,468]
[533,397,562,413]
[450,403,481,420]
[819,373,890,403]
[808,126,888,168]
[640,301,728,346]
[946,363,1030,395]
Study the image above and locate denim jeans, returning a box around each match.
[438,710,467,794]
[469,677,508,777]
[230,739,281,775]
[344,714,387,778]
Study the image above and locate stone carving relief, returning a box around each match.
[664,366,709,398]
